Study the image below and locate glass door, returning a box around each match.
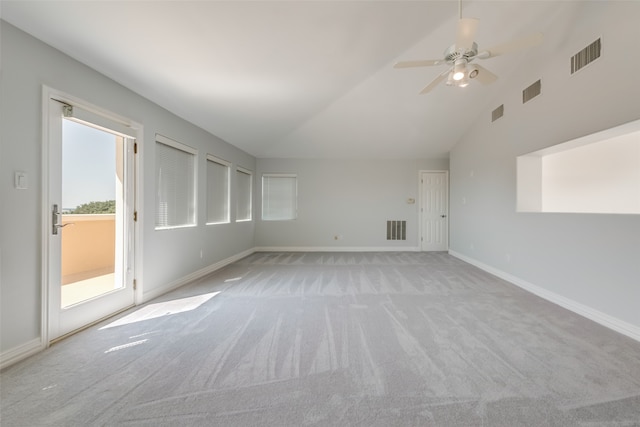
[47,98,136,340]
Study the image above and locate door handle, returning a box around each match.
[52,204,73,234]
[52,204,60,235]
[441,215,447,218]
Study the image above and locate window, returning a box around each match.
[155,135,197,228]
[236,167,252,222]
[262,174,297,221]
[517,118,640,214]
[206,155,230,224]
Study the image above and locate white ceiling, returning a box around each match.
[1,1,581,159]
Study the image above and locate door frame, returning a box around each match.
[418,170,449,251]
[41,86,144,344]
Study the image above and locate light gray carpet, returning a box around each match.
[2,252,640,426]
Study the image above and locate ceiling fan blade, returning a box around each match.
[394,59,444,68]
[456,18,479,51]
[472,64,498,85]
[481,32,543,58]
[419,70,449,95]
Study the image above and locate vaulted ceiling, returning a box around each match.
[2,1,582,159]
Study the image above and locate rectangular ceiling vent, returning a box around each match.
[522,80,541,104]
[492,104,504,122]
[387,220,406,241]
[571,38,601,74]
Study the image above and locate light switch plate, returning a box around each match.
[15,172,28,190]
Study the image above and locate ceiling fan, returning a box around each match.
[394,0,543,94]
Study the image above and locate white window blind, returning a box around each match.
[262,174,297,221]
[206,155,230,224]
[236,167,252,221]
[155,135,197,228]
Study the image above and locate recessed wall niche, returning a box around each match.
[517,119,640,214]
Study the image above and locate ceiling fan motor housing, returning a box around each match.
[444,42,479,64]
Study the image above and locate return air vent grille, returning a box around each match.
[571,38,601,74]
[522,80,541,104]
[387,220,406,241]
[492,104,504,122]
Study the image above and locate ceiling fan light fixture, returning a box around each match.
[446,71,456,86]
[452,59,467,81]
[457,74,470,88]
[468,66,479,79]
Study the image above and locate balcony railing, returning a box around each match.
[61,214,115,285]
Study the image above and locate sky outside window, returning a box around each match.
[62,119,116,211]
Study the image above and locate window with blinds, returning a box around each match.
[236,167,253,222]
[155,135,197,229]
[262,174,297,221]
[206,155,230,224]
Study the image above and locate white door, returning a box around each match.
[46,97,137,340]
[420,171,448,251]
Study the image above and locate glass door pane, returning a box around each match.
[60,119,124,308]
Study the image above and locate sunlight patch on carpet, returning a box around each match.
[100,292,220,329]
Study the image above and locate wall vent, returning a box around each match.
[492,104,504,122]
[386,220,406,241]
[522,80,541,104]
[571,38,601,74]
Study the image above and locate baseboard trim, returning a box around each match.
[142,248,256,303]
[449,250,640,343]
[254,246,421,253]
[0,338,45,370]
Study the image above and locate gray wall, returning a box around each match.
[255,158,448,249]
[0,22,255,355]
[449,1,640,329]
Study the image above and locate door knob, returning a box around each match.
[441,215,447,218]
